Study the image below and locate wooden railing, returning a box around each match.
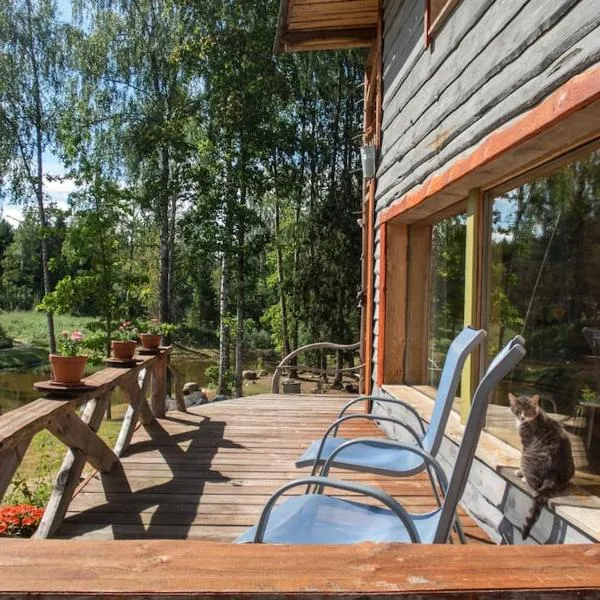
[0,347,183,539]
[271,342,362,393]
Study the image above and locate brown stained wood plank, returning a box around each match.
[48,411,118,473]
[59,393,491,544]
[1,541,600,597]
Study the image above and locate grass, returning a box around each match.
[0,311,94,348]
[0,345,49,370]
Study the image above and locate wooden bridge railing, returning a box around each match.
[0,347,184,539]
[271,341,362,393]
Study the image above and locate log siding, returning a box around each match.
[371,0,600,387]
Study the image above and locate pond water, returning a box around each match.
[0,352,217,415]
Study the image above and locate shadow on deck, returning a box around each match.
[58,393,490,543]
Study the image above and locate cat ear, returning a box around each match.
[530,394,540,407]
[508,393,517,407]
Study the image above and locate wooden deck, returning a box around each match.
[57,393,491,543]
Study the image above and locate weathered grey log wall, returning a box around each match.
[370,387,595,544]
[371,0,600,385]
[377,0,600,213]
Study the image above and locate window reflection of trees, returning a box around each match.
[489,151,600,427]
[428,215,466,388]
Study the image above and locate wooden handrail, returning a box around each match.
[0,346,183,539]
[1,540,600,598]
[271,342,360,393]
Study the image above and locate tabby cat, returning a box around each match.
[509,393,575,540]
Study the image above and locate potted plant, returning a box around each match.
[111,321,139,360]
[50,330,88,384]
[140,318,164,350]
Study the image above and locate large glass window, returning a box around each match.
[427,214,466,388]
[487,149,600,475]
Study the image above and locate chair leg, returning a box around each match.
[425,464,466,544]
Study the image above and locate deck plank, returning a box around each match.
[57,393,492,544]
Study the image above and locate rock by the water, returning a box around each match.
[183,382,200,395]
[186,390,209,406]
[166,390,208,411]
[242,370,257,381]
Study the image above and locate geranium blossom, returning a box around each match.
[0,505,44,537]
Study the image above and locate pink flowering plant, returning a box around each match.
[112,320,139,342]
[142,318,175,336]
[57,330,86,356]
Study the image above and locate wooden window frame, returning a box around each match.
[425,0,461,47]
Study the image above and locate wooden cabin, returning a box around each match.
[3,1,600,597]
[277,0,600,544]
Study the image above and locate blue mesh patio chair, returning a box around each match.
[296,328,489,480]
[235,339,525,544]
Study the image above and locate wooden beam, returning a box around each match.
[1,540,600,598]
[378,222,408,385]
[0,436,31,500]
[460,189,487,422]
[404,225,432,384]
[35,393,112,539]
[151,352,167,418]
[48,411,118,473]
[281,27,376,52]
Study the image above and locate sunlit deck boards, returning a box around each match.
[57,393,491,543]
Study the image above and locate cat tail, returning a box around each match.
[522,481,554,540]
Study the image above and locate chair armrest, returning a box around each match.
[321,437,449,494]
[253,476,420,543]
[309,414,423,475]
[337,396,427,436]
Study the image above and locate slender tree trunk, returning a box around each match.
[218,252,230,397]
[235,217,245,398]
[167,188,177,324]
[158,146,171,323]
[26,0,55,353]
[274,199,291,358]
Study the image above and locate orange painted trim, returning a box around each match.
[363,180,375,395]
[380,63,600,224]
[376,222,387,387]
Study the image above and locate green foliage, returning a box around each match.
[111,321,139,342]
[139,319,176,337]
[205,365,235,394]
[56,329,86,356]
[581,385,597,404]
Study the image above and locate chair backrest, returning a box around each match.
[433,341,526,543]
[486,335,525,375]
[422,327,486,455]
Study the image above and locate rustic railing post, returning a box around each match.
[35,392,111,539]
[151,350,167,418]
[167,362,186,412]
[114,368,153,457]
[0,436,32,501]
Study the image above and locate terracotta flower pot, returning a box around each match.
[49,354,88,384]
[140,333,161,350]
[111,340,137,360]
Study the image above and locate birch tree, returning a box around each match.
[0,0,69,352]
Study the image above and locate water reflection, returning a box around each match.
[0,353,217,415]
